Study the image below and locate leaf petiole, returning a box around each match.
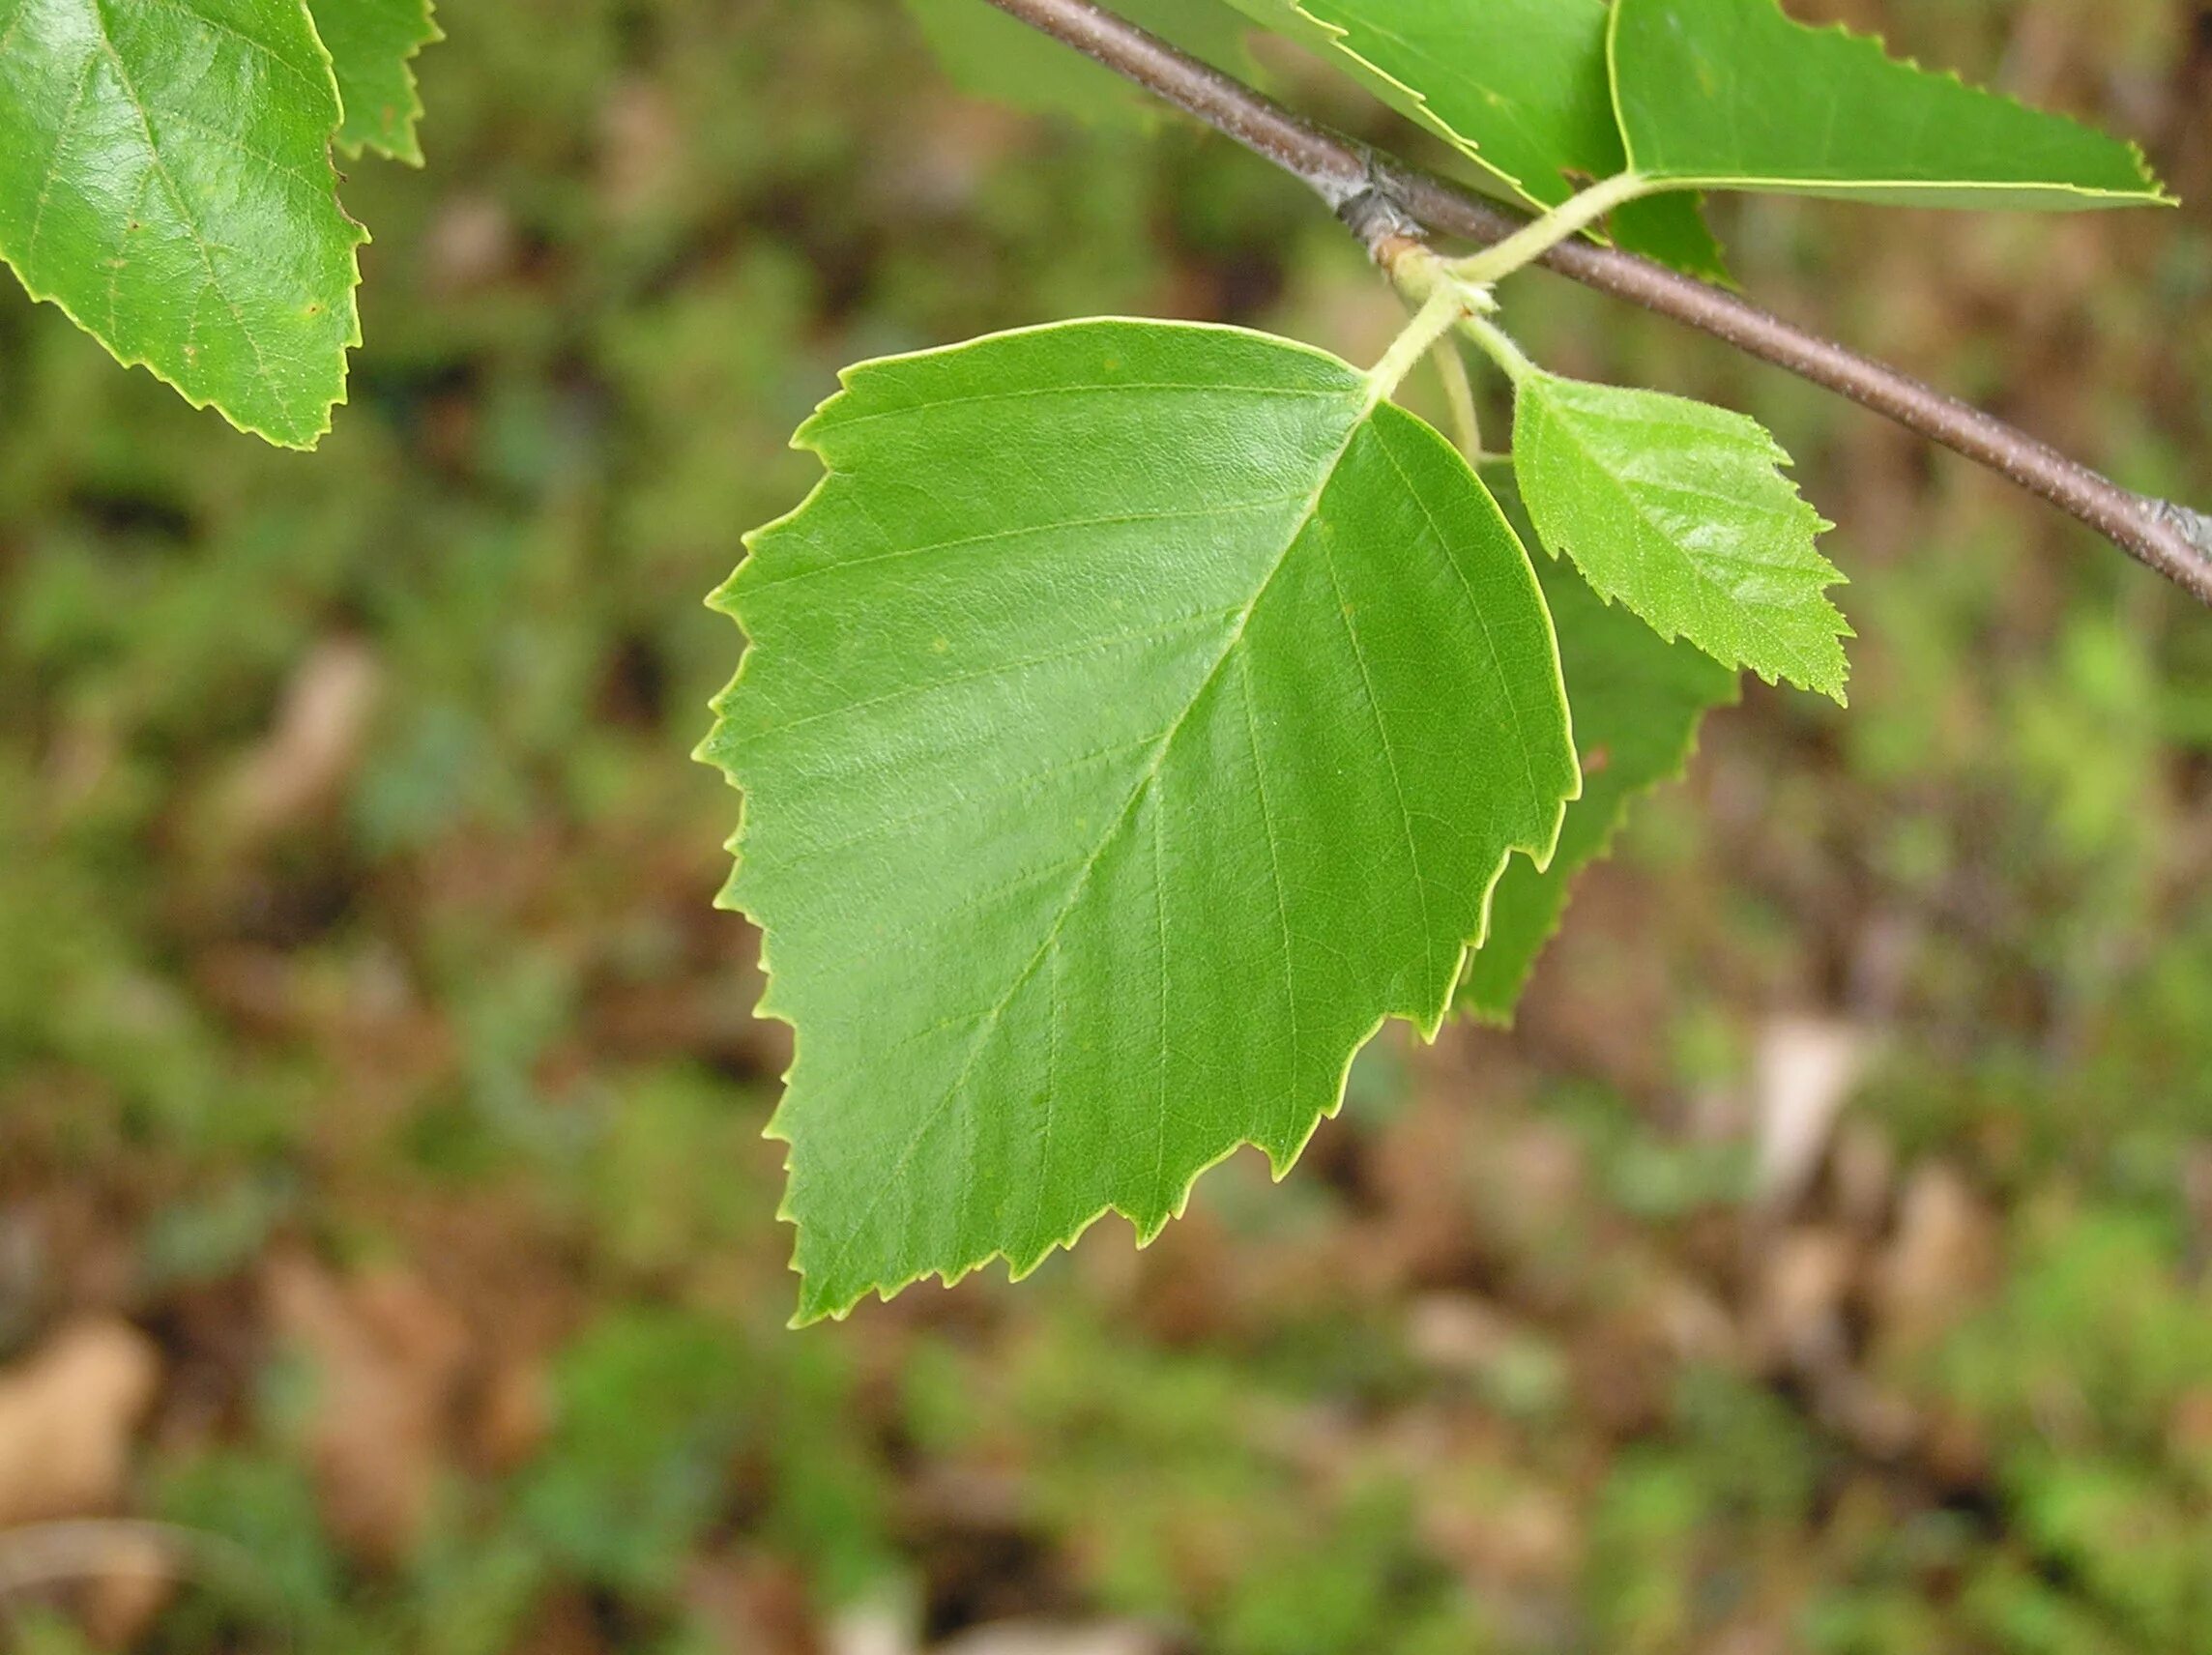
[1429,331,1484,461]
[1366,283,1474,403]
[1458,312,1538,386]
[1447,172,1655,287]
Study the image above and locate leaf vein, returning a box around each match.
[801,400,1373,1292]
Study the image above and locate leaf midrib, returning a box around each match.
[804,385,1377,1292]
[89,0,295,428]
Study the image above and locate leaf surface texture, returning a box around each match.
[1226,0,1724,275]
[0,0,364,445]
[1612,0,2169,208]
[1513,372,1849,701]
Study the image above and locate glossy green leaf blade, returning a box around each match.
[1462,532,1738,1022]
[0,0,365,447]
[703,319,1580,1321]
[1223,0,1725,277]
[1611,0,2170,209]
[311,0,442,165]
[903,0,1259,127]
[1513,372,1849,701]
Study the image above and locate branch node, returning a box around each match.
[2151,498,2212,561]
[1331,157,1424,263]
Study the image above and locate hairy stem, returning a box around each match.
[977,0,2212,609]
[1460,313,1538,386]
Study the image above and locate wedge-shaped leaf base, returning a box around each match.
[1612,0,2171,209]
[704,319,1580,1321]
[1513,371,1850,701]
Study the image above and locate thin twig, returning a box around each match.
[979,0,2212,608]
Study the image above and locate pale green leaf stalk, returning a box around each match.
[700,318,1580,1321]
[1463,518,1740,1021]
[1611,0,2172,209]
[1491,338,1851,702]
[0,0,366,447]
[1448,172,1655,289]
[312,0,443,165]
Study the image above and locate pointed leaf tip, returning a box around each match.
[313,0,445,166]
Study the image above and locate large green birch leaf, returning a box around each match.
[311,0,441,165]
[0,0,365,447]
[1611,0,2171,209]
[1512,371,1850,701]
[1462,531,1738,1022]
[1223,0,1725,278]
[702,318,1580,1321]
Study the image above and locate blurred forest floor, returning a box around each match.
[4,1,2212,1650]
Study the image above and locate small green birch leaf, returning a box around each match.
[1611,0,2172,209]
[1513,372,1849,701]
[902,0,1260,127]
[1222,0,1726,279]
[1461,520,1739,1023]
[310,0,441,165]
[0,0,366,447]
[702,318,1580,1322]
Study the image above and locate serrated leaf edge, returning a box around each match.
[1273,3,1728,276]
[1280,1,1559,208]
[327,0,444,167]
[1520,372,1854,704]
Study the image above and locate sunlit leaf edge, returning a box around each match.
[1607,4,2175,209]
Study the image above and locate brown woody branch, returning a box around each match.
[981,0,2212,608]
